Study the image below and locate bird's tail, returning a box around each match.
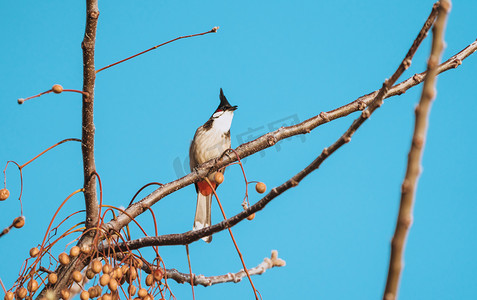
[193,192,212,243]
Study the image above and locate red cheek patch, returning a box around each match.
[197,180,217,196]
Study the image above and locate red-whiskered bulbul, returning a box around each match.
[189,88,238,243]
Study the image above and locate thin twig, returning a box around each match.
[17,88,88,105]
[127,182,164,208]
[3,136,80,224]
[185,245,195,300]
[383,1,451,300]
[95,27,219,73]
[3,161,24,214]
[37,189,85,263]
[0,278,6,294]
[20,138,82,169]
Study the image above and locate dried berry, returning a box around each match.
[133,258,143,269]
[152,269,163,282]
[128,285,136,296]
[91,259,102,274]
[52,84,63,94]
[102,264,112,274]
[113,267,122,279]
[144,294,153,300]
[247,213,256,221]
[80,291,89,300]
[29,247,40,257]
[70,246,80,257]
[255,182,267,194]
[137,289,147,298]
[145,274,153,286]
[0,188,10,201]
[86,269,95,279]
[88,286,100,298]
[27,279,38,292]
[13,216,25,228]
[126,267,137,281]
[58,253,70,265]
[60,289,70,300]
[102,294,112,300]
[108,278,118,292]
[72,270,83,283]
[4,291,14,300]
[214,172,224,184]
[16,287,27,299]
[99,274,110,286]
[121,265,129,276]
[48,273,58,284]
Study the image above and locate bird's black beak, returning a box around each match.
[230,105,238,111]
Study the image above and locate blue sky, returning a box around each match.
[1,1,476,299]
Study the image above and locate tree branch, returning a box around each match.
[165,250,285,287]
[81,0,100,231]
[383,1,451,299]
[36,2,100,299]
[107,1,450,248]
[105,36,476,241]
[105,37,477,250]
[102,2,477,237]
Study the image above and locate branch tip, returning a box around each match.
[440,0,451,11]
[270,250,286,267]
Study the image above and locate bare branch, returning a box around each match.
[384,39,476,98]
[104,1,444,237]
[165,250,285,287]
[383,1,451,299]
[102,38,477,251]
[104,36,477,242]
[36,1,100,298]
[81,0,100,231]
[108,1,448,249]
[7,2,474,299]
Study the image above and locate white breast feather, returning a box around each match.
[190,111,234,167]
[212,110,234,133]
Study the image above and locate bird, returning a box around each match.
[189,88,238,242]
